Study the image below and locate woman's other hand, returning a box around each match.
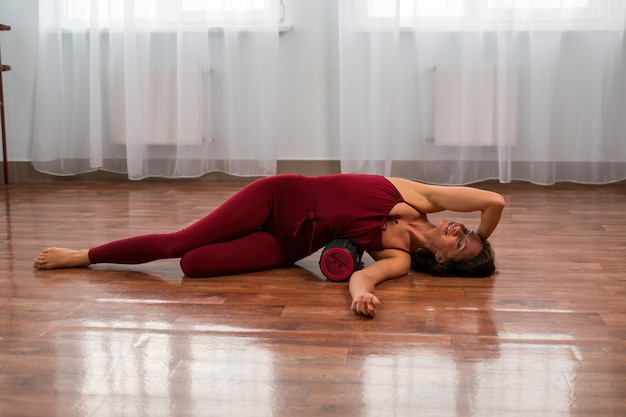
[351,292,381,317]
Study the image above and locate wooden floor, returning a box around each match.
[1,179,626,417]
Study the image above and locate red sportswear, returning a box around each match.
[88,174,407,277]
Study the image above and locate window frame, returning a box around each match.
[61,0,285,30]
[363,0,616,31]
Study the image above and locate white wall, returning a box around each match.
[0,0,339,163]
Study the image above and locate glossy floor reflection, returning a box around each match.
[1,180,626,417]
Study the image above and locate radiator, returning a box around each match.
[109,67,209,145]
[433,65,518,146]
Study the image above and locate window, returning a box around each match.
[62,0,283,29]
[484,0,606,27]
[365,0,613,30]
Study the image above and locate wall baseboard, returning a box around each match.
[2,160,342,184]
[5,160,625,185]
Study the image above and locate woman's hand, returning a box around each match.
[348,250,410,318]
[351,292,381,317]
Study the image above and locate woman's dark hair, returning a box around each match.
[411,237,496,278]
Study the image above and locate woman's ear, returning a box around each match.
[435,252,446,264]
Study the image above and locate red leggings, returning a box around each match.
[88,176,318,277]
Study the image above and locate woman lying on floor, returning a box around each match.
[34,174,505,318]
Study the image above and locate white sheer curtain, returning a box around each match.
[32,0,280,180]
[339,0,626,185]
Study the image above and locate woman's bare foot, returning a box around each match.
[33,248,91,270]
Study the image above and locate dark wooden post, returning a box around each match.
[0,23,11,186]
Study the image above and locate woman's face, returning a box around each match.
[433,220,483,263]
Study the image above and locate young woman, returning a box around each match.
[34,174,505,317]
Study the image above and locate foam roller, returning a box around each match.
[319,238,364,282]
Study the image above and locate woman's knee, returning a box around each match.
[179,234,292,278]
[179,251,213,278]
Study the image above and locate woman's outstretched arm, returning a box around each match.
[349,250,411,318]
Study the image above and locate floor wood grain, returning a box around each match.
[1,179,625,417]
